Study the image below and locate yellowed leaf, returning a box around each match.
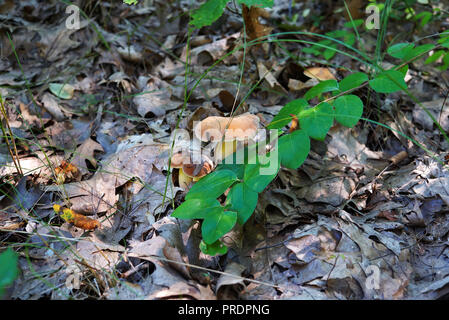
[304,67,336,81]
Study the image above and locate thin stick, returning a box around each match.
[0,95,23,176]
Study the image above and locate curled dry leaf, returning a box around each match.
[162,243,191,279]
[70,137,104,176]
[216,262,246,295]
[257,61,288,95]
[242,4,273,41]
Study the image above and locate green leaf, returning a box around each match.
[439,36,449,49]
[439,52,449,70]
[342,33,356,46]
[304,80,339,101]
[425,50,445,64]
[215,163,245,180]
[438,52,449,71]
[343,19,364,28]
[323,46,337,60]
[415,11,432,27]
[123,0,138,4]
[171,198,222,220]
[326,30,346,38]
[199,240,228,256]
[267,98,308,129]
[404,44,435,61]
[226,183,258,225]
[333,95,363,127]
[327,30,355,46]
[398,65,409,77]
[278,129,310,169]
[388,43,434,62]
[0,248,18,298]
[190,0,228,29]
[202,210,237,244]
[387,43,415,59]
[338,72,368,92]
[49,83,75,100]
[299,102,334,140]
[244,153,280,193]
[186,169,238,200]
[303,47,322,56]
[238,0,274,7]
[369,70,407,93]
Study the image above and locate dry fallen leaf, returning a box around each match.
[70,138,104,176]
[242,4,273,41]
[41,93,66,121]
[257,61,288,94]
[46,134,171,214]
[133,77,180,118]
[304,67,336,81]
[216,262,246,295]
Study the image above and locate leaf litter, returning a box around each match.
[1,0,449,300]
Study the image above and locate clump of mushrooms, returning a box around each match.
[170,113,261,189]
[193,113,260,163]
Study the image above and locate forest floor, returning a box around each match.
[1,0,449,300]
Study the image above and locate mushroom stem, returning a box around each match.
[178,168,193,189]
[215,140,237,163]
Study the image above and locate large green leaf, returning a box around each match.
[226,183,258,225]
[369,70,407,93]
[278,129,310,169]
[267,98,308,129]
[338,72,368,92]
[186,169,238,200]
[388,42,434,62]
[333,95,363,127]
[0,248,18,298]
[202,211,237,244]
[304,80,339,100]
[215,163,245,180]
[171,198,223,220]
[244,153,280,193]
[190,0,228,29]
[425,50,445,64]
[404,44,435,61]
[299,102,334,140]
[387,42,414,59]
[199,240,228,256]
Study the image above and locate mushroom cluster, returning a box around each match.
[171,113,261,189]
[170,152,214,189]
[194,113,260,162]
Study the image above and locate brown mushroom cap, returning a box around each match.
[182,155,214,179]
[193,113,260,143]
[170,152,189,169]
